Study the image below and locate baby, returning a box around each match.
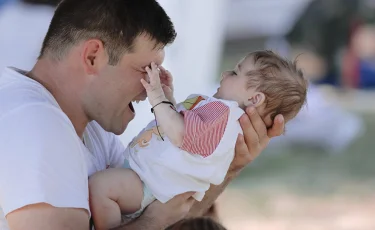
[89,50,308,229]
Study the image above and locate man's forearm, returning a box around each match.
[186,171,237,217]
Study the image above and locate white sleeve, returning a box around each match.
[0,104,90,216]
[107,134,126,168]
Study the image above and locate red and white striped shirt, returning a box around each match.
[180,101,230,158]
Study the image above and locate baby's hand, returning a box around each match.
[141,62,167,106]
[159,66,176,105]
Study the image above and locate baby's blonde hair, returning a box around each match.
[245,50,308,121]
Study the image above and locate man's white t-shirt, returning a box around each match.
[0,67,126,229]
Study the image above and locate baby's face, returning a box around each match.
[214,57,273,127]
[215,57,261,106]
[215,57,251,105]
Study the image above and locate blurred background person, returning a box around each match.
[265,44,365,154]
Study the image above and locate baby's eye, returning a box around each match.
[230,71,237,76]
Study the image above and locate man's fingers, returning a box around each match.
[246,106,268,143]
[176,192,195,201]
[234,134,247,156]
[186,197,196,209]
[268,114,285,138]
[179,193,195,213]
[231,134,254,172]
[239,112,258,150]
[236,134,255,161]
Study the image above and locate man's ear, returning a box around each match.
[244,92,265,107]
[82,39,107,75]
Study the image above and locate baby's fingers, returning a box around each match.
[160,66,173,83]
[145,63,161,86]
[140,78,151,91]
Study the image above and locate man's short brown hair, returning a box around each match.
[40,0,176,65]
[246,50,308,121]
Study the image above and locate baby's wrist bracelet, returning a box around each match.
[150,101,177,142]
[151,101,176,113]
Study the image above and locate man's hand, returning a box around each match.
[229,106,285,174]
[144,192,195,228]
[115,192,195,230]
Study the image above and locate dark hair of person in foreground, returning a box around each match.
[165,217,227,230]
[22,0,61,7]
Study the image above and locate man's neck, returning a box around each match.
[28,58,89,137]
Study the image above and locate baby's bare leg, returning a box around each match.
[89,168,143,230]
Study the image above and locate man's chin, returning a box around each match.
[96,110,135,135]
[112,129,125,136]
[105,125,126,136]
[100,119,131,135]
[114,119,133,135]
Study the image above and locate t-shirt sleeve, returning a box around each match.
[107,134,126,168]
[180,101,230,157]
[0,104,90,216]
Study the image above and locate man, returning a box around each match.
[0,0,285,229]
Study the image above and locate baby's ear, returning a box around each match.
[244,92,265,107]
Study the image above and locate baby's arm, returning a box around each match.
[141,63,185,147]
[141,63,230,156]
[88,168,143,230]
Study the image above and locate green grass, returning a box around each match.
[230,113,375,197]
